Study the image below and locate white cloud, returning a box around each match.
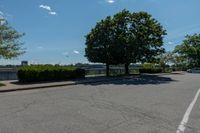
[168,41,174,45]
[73,50,80,54]
[49,11,57,15]
[106,0,115,4]
[39,5,51,11]
[39,4,57,16]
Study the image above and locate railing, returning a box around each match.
[0,68,18,80]
[85,67,139,76]
[0,67,140,81]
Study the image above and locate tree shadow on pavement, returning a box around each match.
[80,74,177,86]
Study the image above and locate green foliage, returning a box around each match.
[85,9,166,75]
[142,63,156,69]
[139,63,161,73]
[174,34,200,67]
[157,52,175,64]
[155,52,176,72]
[17,65,85,83]
[0,19,25,59]
[85,16,118,64]
[113,10,166,64]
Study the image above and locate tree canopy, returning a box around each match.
[85,16,117,76]
[0,19,25,59]
[174,34,200,67]
[113,10,166,74]
[85,16,116,65]
[85,9,166,76]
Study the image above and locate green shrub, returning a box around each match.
[139,63,162,73]
[142,63,156,69]
[17,65,85,83]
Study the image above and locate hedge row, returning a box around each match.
[17,65,85,83]
[139,68,162,73]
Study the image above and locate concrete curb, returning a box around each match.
[0,82,76,93]
[0,77,125,93]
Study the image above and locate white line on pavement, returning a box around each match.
[176,88,200,133]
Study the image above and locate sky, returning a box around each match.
[0,0,200,65]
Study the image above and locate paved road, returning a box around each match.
[0,73,199,133]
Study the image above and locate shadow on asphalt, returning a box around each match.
[10,74,177,86]
[80,74,177,86]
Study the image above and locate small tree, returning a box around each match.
[157,52,175,72]
[0,19,25,59]
[174,34,200,67]
[173,54,188,70]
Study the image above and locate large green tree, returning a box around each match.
[174,34,200,67]
[85,10,166,76]
[112,10,133,75]
[113,10,166,74]
[0,19,25,59]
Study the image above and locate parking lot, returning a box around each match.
[0,73,199,133]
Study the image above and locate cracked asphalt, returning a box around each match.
[0,73,200,133]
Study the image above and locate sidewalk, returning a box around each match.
[0,76,126,93]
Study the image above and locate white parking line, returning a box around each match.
[176,88,200,133]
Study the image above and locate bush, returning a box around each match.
[142,63,156,69]
[139,63,162,73]
[17,65,85,83]
[139,68,162,73]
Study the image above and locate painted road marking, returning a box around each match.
[176,88,200,133]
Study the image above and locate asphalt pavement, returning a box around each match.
[0,73,199,133]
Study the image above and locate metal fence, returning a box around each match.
[85,67,139,76]
[0,67,140,81]
[0,68,18,80]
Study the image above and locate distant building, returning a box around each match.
[21,61,28,66]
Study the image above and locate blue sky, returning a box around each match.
[0,0,200,65]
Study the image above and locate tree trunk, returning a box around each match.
[125,63,129,75]
[162,64,166,73]
[106,63,110,77]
